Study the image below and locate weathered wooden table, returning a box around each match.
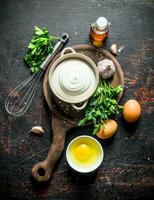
[0,0,154,199]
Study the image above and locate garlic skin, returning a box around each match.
[97,59,116,79]
[31,126,44,135]
[110,44,118,55]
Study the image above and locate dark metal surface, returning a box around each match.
[0,0,154,199]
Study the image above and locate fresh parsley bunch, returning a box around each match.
[24,26,59,73]
[78,79,123,134]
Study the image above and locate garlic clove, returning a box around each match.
[117,45,125,53]
[110,44,118,55]
[31,126,44,135]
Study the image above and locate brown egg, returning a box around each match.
[96,119,118,139]
[123,99,141,122]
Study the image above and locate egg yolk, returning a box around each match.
[75,144,91,160]
[68,137,102,169]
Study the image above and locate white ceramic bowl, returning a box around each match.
[66,135,104,174]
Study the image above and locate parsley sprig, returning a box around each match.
[24,26,59,73]
[78,79,123,134]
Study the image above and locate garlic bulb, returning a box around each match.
[110,44,118,55]
[31,126,44,135]
[97,59,116,79]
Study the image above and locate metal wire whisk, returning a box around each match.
[5,33,69,117]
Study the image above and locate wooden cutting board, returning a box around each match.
[32,44,124,182]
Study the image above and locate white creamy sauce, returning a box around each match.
[51,58,96,103]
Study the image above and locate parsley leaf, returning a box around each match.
[24,26,59,73]
[78,79,123,134]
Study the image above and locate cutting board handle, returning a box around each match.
[32,114,74,182]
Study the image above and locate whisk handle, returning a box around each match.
[40,33,69,70]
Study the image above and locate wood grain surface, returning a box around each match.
[0,0,154,199]
[31,44,124,182]
[43,44,124,123]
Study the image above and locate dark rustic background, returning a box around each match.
[0,0,154,199]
